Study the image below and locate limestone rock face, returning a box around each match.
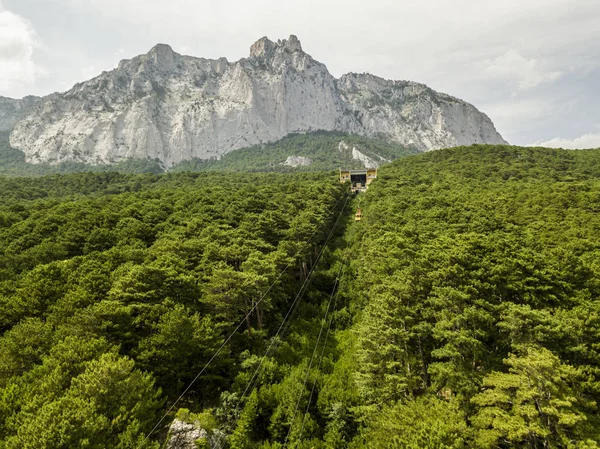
[8,36,507,166]
[283,155,312,167]
[338,140,389,169]
[166,419,225,449]
[337,73,505,151]
[351,147,380,169]
[166,419,207,449]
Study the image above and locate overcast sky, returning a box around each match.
[1,0,599,147]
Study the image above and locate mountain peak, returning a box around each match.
[281,34,302,52]
[147,43,177,69]
[249,35,303,59]
[249,36,275,58]
[8,35,507,167]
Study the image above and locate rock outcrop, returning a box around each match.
[166,419,207,449]
[338,140,389,169]
[282,155,312,167]
[166,419,224,449]
[7,36,507,166]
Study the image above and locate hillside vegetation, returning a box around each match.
[1,144,600,448]
[171,132,419,172]
[217,145,600,448]
[317,145,600,448]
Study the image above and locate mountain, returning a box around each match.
[6,35,507,167]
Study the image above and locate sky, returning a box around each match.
[0,0,599,147]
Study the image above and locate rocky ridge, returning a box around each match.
[6,36,507,166]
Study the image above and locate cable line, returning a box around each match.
[213,194,350,449]
[282,259,344,448]
[295,257,347,447]
[285,206,351,448]
[137,193,349,449]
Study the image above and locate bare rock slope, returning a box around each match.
[8,36,506,166]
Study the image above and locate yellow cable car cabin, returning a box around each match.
[339,168,377,193]
[355,208,362,221]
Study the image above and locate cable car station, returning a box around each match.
[339,168,378,193]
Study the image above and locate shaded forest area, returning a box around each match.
[2,144,600,448]
[0,170,346,448]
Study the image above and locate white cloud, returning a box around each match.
[0,1,45,96]
[479,50,562,92]
[483,97,577,135]
[530,132,600,149]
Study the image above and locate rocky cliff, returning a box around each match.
[7,36,507,166]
